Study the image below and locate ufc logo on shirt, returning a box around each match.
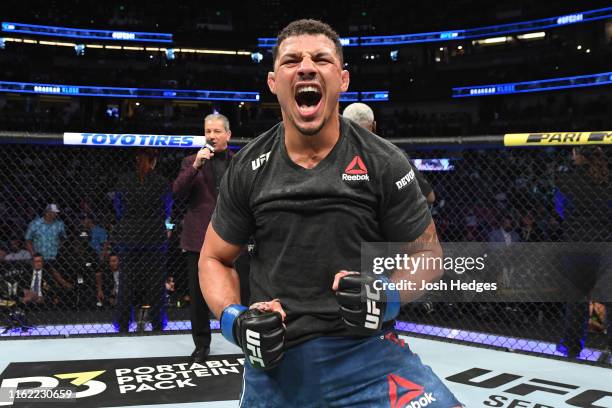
[245,329,265,368]
[365,284,381,329]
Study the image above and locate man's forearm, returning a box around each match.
[390,221,444,303]
[95,272,103,292]
[390,245,443,303]
[199,256,241,318]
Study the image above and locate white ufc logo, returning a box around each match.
[245,329,265,368]
[251,152,271,170]
[365,284,381,329]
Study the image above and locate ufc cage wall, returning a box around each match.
[0,130,610,368]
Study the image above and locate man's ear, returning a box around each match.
[267,72,276,95]
[227,130,232,140]
[340,69,350,93]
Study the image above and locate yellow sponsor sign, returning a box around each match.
[504,131,612,146]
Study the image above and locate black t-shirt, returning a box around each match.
[115,171,169,246]
[212,117,431,347]
[556,165,611,242]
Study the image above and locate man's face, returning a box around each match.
[503,218,513,231]
[10,240,20,252]
[44,210,57,222]
[109,255,119,271]
[205,119,231,152]
[32,256,43,270]
[82,217,93,230]
[267,34,349,136]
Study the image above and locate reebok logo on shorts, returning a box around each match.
[387,374,436,408]
[342,155,370,181]
[395,169,415,190]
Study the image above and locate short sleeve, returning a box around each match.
[211,160,255,245]
[379,151,432,242]
[404,153,433,199]
[24,221,35,241]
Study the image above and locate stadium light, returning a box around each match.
[517,32,546,40]
[478,36,509,45]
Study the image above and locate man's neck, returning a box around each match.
[284,116,341,169]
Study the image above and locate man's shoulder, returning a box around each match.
[230,123,282,172]
[342,117,407,167]
[29,217,43,226]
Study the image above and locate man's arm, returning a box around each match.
[24,222,35,254]
[426,190,436,205]
[95,271,104,300]
[173,151,211,197]
[199,223,244,318]
[50,265,72,289]
[390,219,443,303]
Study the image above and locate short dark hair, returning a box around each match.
[272,19,343,65]
[32,253,43,261]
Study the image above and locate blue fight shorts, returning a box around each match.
[239,330,462,408]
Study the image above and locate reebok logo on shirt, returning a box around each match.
[342,155,370,181]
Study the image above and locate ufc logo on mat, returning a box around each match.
[245,329,265,368]
[365,284,381,329]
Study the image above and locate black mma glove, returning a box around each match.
[220,304,285,370]
[335,273,401,333]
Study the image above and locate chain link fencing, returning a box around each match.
[0,134,610,366]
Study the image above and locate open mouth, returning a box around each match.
[295,85,322,116]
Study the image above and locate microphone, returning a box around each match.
[202,142,215,152]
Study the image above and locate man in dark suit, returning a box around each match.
[173,113,234,363]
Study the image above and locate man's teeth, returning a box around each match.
[297,86,320,94]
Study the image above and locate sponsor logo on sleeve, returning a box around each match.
[251,152,271,170]
[395,169,415,190]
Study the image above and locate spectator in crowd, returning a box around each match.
[488,216,520,291]
[518,211,544,242]
[342,102,435,205]
[96,253,120,307]
[24,203,66,269]
[81,215,108,256]
[57,231,99,309]
[588,300,607,334]
[556,146,611,358]
[545,212,564,241]
[4,239,31,261]
[488,216,520,244]
[114,148,170,333]
[172,113,236,363]
[19,253,56,308]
